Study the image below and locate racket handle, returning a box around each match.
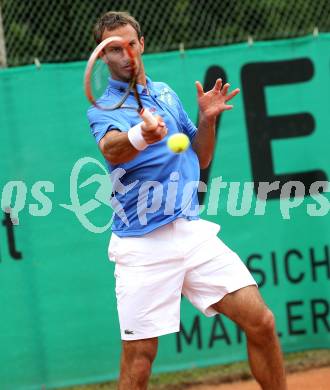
[140,108,158,128]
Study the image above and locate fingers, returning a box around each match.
[140,108,158,129]
[141,114,163,131]
[225,88,240,101]
[196,79,240,105]
[217,81,240,100]
[155,115,165,127]
[155,115,166,134]
[142,125,167,143]
[141,115,167,143]
[158,125,167,139]
[195,81,204,97]
[221,82,230,96]
[214,78,222,92]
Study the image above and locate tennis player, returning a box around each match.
[87,11,287,390]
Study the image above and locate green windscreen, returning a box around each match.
[0,34,329,389]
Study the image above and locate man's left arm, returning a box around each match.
[192,79,240,169]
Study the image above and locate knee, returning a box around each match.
[130,357,153,383]
[246,308,276,340]
[121,339,158,382]
[260,308,276,335]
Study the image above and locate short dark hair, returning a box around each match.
[93,11,142,44]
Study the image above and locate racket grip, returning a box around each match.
[140,108,158,128]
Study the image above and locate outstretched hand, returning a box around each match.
[195,79,240,119]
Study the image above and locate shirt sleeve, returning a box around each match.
[178,104,198,142]
[87,107,131,144]
[166,85,198,142]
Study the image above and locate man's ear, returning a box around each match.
[140,36,145,54]
[100,49,107,64]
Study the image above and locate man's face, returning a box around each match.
[101,24,144,82]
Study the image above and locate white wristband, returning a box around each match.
[127,122,148,151]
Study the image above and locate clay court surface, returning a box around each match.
[189,366,330,390]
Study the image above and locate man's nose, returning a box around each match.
[121,49,130,61]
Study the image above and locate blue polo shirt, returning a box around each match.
[87,77,201,237]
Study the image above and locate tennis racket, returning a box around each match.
[84,35,157,128]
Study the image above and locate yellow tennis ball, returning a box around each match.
[167,133,190,153]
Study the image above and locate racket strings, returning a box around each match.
[91,58,110,99]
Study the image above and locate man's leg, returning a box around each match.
[211,286,287,390]
[118,337,158,390]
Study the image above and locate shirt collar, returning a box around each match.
[108,76,154,96]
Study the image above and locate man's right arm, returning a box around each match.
[99,130,139,165]
[99,116,167,165]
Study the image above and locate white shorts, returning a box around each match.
[108,218,257,340]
